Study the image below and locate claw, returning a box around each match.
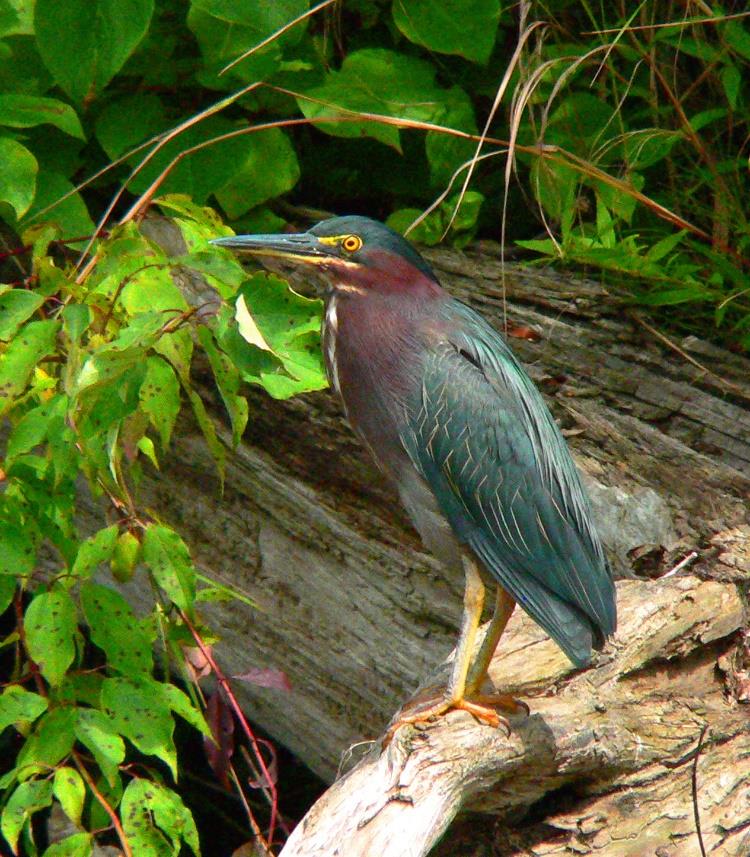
[382,688,528,747]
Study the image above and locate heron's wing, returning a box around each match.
[399,301,616,666]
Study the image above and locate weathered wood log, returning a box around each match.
[279,572,747,856]
[84,225,750,852]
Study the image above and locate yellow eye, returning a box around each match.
[342,234,362,253]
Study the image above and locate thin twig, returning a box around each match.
[181,611,282,846]
[692,725,708,857]
[627,310,747,397]
[73,750,133,857]
[661,550,698,579]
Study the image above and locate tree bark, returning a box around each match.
[110,227,750,853]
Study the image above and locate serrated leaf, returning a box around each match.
[0,290,44,341]
[121,778,200,856]
[80,582,153,675]
[0,686,48,733]
[0,136,37,218]
[101,677,177,778]
[24,587,77,686]
[1,779,54,853]
[6,395,68,466]
[62,305,90,345]
[16,707,76,779]
[71,526,119,578]
[34,0,155,104]
[184,385,226,482]
[52,768,86,828]
[74,709,124,786]
[42,832,93,857]
[393,0,501,64]
[0,93,84,138]
[139,356,181,449]
[142,525,197,613]
[0,318,60,416]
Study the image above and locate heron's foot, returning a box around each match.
[383,685,528,746]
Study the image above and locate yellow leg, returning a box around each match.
[446,555,486,703]
[466,586,516,694]
[383,559,528,745]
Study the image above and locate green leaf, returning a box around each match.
[24,587,77,686]
[1,779,54,853]
[42,832,93,857]
[300,48,465,150]
[226,272,327,398]
[16,707,76,779]
[19,171,95,246]
[187,5,285,84]
[160,684,210,739]
[622,129,681,170]
[393,0,501,64]
[0,94,84,138]
[74,709,125,786]
[0,318,60,416]
[125,115,265,204]
[0,136,38,218]
[0,686,48,733]
[184,384,226,480]
[95,92,166,160]
[0,524,37,578]
[0,290,44,341]
[80,582,153,675]
[0,575,15,614]
[139,356,181,449]
[52,767,86,827]
[121,778,200,856]
[142,525,196,613]
[101,677,177,778]
[34,0,155,104]
[62,305,91,345]
[71,526,119,578]
[197,327,248,447]
[215,128,300,219]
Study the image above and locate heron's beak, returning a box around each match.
[211,232,340,267]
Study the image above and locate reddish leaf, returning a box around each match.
[232,667,292,692]
[204,690,234,790]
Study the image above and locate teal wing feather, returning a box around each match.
[400,301,616,666]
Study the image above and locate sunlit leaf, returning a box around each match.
[0,290,44,341]
[0,136,37,218]
[1,779,54,853]
[52,767,86,827]
[0,686,48,733]
[24,586,77,686]
[142,524,197,613]
[101,677,177,778]
[74,709,125,786]
[71,526,119,578]
[121,778,200,856]
[80,582,153,675]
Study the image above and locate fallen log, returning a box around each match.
[93,225,750,852]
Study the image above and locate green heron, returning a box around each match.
[213,216,616,736]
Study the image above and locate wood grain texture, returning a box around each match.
[114,224,750,852]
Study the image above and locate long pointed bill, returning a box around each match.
[211,232,340,267]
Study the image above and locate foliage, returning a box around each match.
[1,1,750,853]
[0,196,324,855]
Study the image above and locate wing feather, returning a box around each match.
[400,300,616,665]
